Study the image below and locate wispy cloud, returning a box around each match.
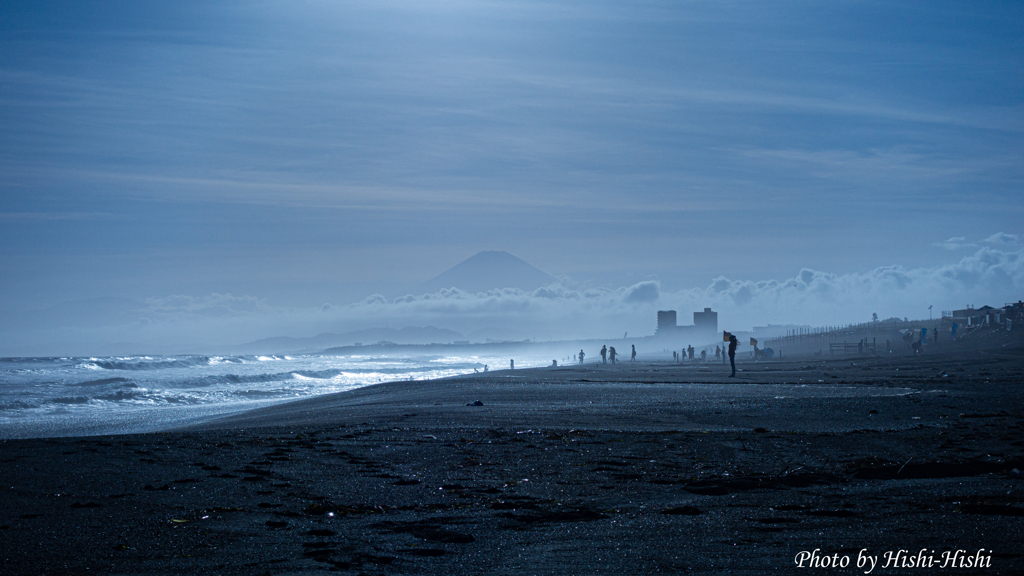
[933,237,975,251]
[983,232,1020,246]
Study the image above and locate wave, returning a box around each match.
[95,390,143,401]
[71,377,134,387]
[86,356,213,371]
[51,396,91,404]
[0,400,40,411]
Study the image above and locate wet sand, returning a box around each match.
[2,350,1023,574]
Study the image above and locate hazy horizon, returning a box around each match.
[1,243,1022,356]
[2,1,1022,355]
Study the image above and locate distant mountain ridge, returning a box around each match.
[415,251,555,295]
[232,326,466,354]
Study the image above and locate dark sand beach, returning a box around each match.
[2,350,1023,575]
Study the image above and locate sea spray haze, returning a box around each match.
[0,353,547,439]
[2,242,1021,356]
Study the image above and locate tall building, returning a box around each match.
[657,310,677,336]
[655,308,718,341]
[693,307,718,334]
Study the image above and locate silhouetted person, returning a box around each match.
[715,346,721,360]
[484,365,488,372]
[510,359,514,370]
[700,349,707,362]
[728,335,738,377]
[688,345,695,361]
[578,350,585,365]
[609,346,617,364]
[600,345,607,364]
[631,345,636,362]
[858,339,864,355]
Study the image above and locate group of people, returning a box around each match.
[674,344,726,364]
[572,333,738,377]
[575,344,637,365]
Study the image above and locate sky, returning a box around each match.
[1,1,1022,354]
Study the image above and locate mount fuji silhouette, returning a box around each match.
[415,251,555,294]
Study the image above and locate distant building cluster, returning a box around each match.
[656,308,718,341]
[944,303,1022,331]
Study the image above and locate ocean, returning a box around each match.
[0,353,537,439]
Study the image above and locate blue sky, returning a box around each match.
[1,1,1022,352]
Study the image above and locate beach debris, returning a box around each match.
[466,400,484,406]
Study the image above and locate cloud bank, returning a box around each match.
[1,239,1021,356]
[346,242,1023,340]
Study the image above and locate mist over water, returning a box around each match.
[0,353,547,438]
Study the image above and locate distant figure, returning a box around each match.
[728,335,738,377]
[484,365,488,372]
[600,345,607,364]
[715,346,721,360]
[700,349,707,362]
[673,351,678,362]
[551,359,557,367]
[912,340,922,354]
[609,346,617,364]
[631,345,636,362]
[858,339,864,355]
[903,331,914,349]
[579,350,585,365]
[688,345,695,361]
[510,359,515,370]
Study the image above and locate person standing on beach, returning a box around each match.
[579,350,585,365]
[688,345,695,361]
[631,345,636,362]
[600,345,607,364]
[510,359,514,370]
[728,335,738,377]
[715,346,721,360]
[609,347,617,364]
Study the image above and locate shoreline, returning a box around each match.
[2,350,1022,574]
